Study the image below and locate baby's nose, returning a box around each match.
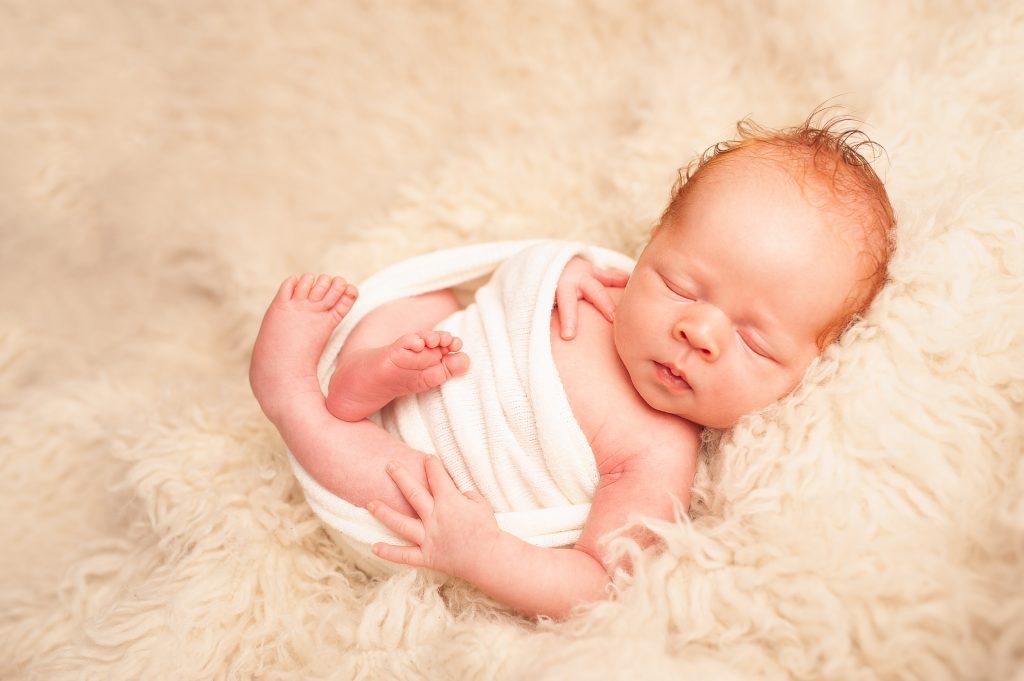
[673,306,724,361]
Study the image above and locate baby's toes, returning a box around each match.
[417,352,469,389]
[398,333,427,352]
[273,276,298,304]
[443,352,469,377]
[294,273,316,299]
[422,331,441,349]
[320,276,352,306]
[309,274,332,302]
[433,332,461,355]
[327,281,358,320]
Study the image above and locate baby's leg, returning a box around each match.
[325,289,468,421]
[249,273,433,515]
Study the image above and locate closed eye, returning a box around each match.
[661,277,696,301]
[740,332,774,361]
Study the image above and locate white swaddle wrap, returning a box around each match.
[288,240,636,559]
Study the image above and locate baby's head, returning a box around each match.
[614,113,895,428]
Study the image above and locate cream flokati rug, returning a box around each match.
[1,2,1021,679]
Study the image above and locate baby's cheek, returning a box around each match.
[725,367,774,416]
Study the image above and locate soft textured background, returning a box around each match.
[1,2,1022,679]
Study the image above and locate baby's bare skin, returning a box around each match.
[325,329,469,422]
[250,274,440,516]
[549,288,699,561]
[249,273,358,426]
[250,269,697,618]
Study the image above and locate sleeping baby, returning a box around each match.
[249,113,895,619]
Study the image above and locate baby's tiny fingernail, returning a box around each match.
[366,502,376,513]
[385,462,396,473]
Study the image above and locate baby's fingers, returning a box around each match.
[593,267,629,287]
[367,500,424,546]
[580,278,617,322]
[385,462,434,517]
[371,542,426,567]
[554,285,580,339]
[424,455,460,498]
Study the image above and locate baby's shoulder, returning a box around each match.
[550,291,699,475]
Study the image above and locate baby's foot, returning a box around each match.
[326,330,470,421]
[249,273,358,424]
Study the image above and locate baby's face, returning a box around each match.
[613,154,862,428]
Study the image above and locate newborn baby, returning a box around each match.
[249,115,895,619]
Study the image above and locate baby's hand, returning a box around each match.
[555,256,629,339]
[368,456,501,578]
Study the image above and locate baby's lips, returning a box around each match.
[656,361,692,391]
[671,363,695,390]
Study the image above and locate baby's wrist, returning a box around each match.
[454,526,516,584]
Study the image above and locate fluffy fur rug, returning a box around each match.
[1,2,1021,679]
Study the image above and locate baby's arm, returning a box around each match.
[370,430,698,619]
[369,456,609,619]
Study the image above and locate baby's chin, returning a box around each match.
[653,391,742,428]
[634,383,730,428]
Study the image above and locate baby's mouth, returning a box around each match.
[655,362,692,392]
